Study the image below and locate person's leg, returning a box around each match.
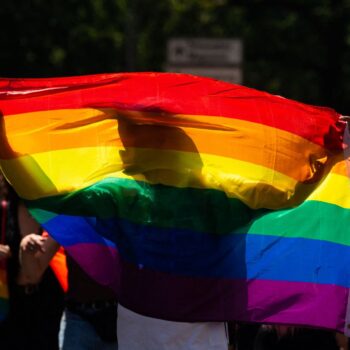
[58,311,66,350]
[59,309,117,350]
[235,322,260,350]
[253,325,278,350]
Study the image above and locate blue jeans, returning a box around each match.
[59,310,118,350]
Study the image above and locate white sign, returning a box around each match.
[166,66,243,84]
[167,38,243,66]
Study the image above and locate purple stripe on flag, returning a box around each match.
[120,261,348,331]
[66,243,120,293]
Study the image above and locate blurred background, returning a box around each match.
[0,0,349,114]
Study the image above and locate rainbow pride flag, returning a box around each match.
[0,73,349,332]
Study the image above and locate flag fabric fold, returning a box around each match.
[0,72,349,332]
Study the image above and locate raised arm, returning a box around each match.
[18,233,60,285]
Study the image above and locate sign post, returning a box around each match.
[166,38,243,84]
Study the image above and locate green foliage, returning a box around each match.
[0,0,349,112]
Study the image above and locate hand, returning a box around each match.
[20,234,47,255]
[0,244,11,260]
